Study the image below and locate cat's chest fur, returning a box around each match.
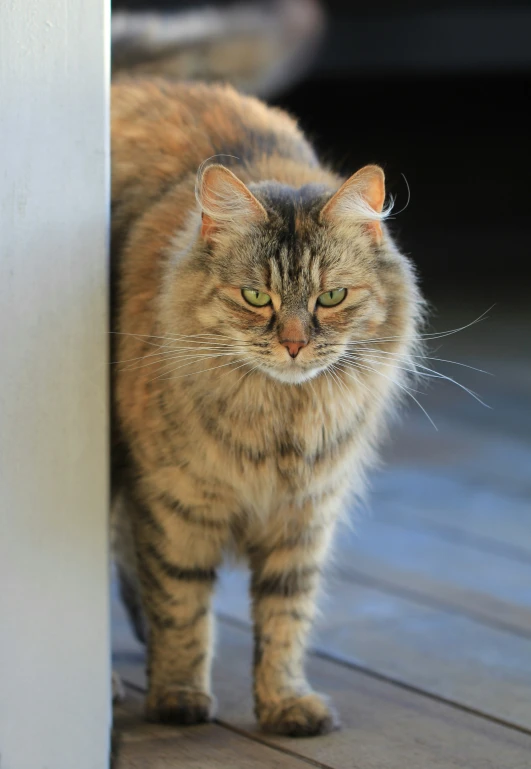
[148,371,364,519]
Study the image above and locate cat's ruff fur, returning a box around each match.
[111,79,423,736]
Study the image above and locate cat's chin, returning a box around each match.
[261,365,324,385]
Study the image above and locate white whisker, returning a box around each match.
[339,353,424,394]
[327,364,350,399]
[336,360,438,431]
[233,362,262,386]
[340,306,493,349]
[306,377,319,400]
[345,350,490,409]
[158,357,248,381]
[121,347,249,372]
[348,347,491,376]
[111,330,256,346]
[150,351,246,379]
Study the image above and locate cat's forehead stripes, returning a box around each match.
[255,183,327,302]
[252,181,329,228]
[267,244,318,306]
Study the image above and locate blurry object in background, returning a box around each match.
[112,0,325,99]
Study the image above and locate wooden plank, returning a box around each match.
[116,621,531,769]
[377,307,531,494]
[367,347,531,557]
[212,569,531,730]
[334,519,531,637]
[381,411,531,503]
[0,1,110,768]
[113,686,320,769]
[410,366,531,446]
[114,567,531,730]
[372,471,531,563]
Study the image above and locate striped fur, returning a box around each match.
[111,80,423,735]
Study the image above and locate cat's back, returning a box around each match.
[112,78,319,215]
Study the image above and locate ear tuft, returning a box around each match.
[196,163,267,242]
[320,165,390,242]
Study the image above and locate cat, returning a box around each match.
[110,76,423,736]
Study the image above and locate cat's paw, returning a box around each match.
[146,688,216,725]
[257,693,340,737]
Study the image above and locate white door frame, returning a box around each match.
[0,1,111,767]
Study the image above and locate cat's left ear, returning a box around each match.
[196,164,268,243]
[320,165,386,243]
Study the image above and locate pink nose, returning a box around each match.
[281,339,308,359]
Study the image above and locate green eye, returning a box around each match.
[317,288,347,307]
[241,288,272,307]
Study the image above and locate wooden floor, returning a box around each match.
[112,302,531,768]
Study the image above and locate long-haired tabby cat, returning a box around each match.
[111,77,423,736]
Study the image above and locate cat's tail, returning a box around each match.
[111,0,325,99]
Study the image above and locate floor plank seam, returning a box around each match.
[310,646,531,738]
[335,567,531,641]
[216,612,531,738]
[215,719,336,769]
[117,680,335,768]
[374,513,531,565]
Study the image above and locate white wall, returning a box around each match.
[0,1,111,767]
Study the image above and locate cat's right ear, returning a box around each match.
[196,164,268,243]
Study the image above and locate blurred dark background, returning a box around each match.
[112,0,531,306]
[277,0,530,305]
[278,74,529,304]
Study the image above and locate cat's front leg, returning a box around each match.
[130,491,227,725]
[249,510,340,737]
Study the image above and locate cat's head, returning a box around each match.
[191,163,418,385]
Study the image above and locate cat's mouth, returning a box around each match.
[245,339,335,384]
[258,358,326,385]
